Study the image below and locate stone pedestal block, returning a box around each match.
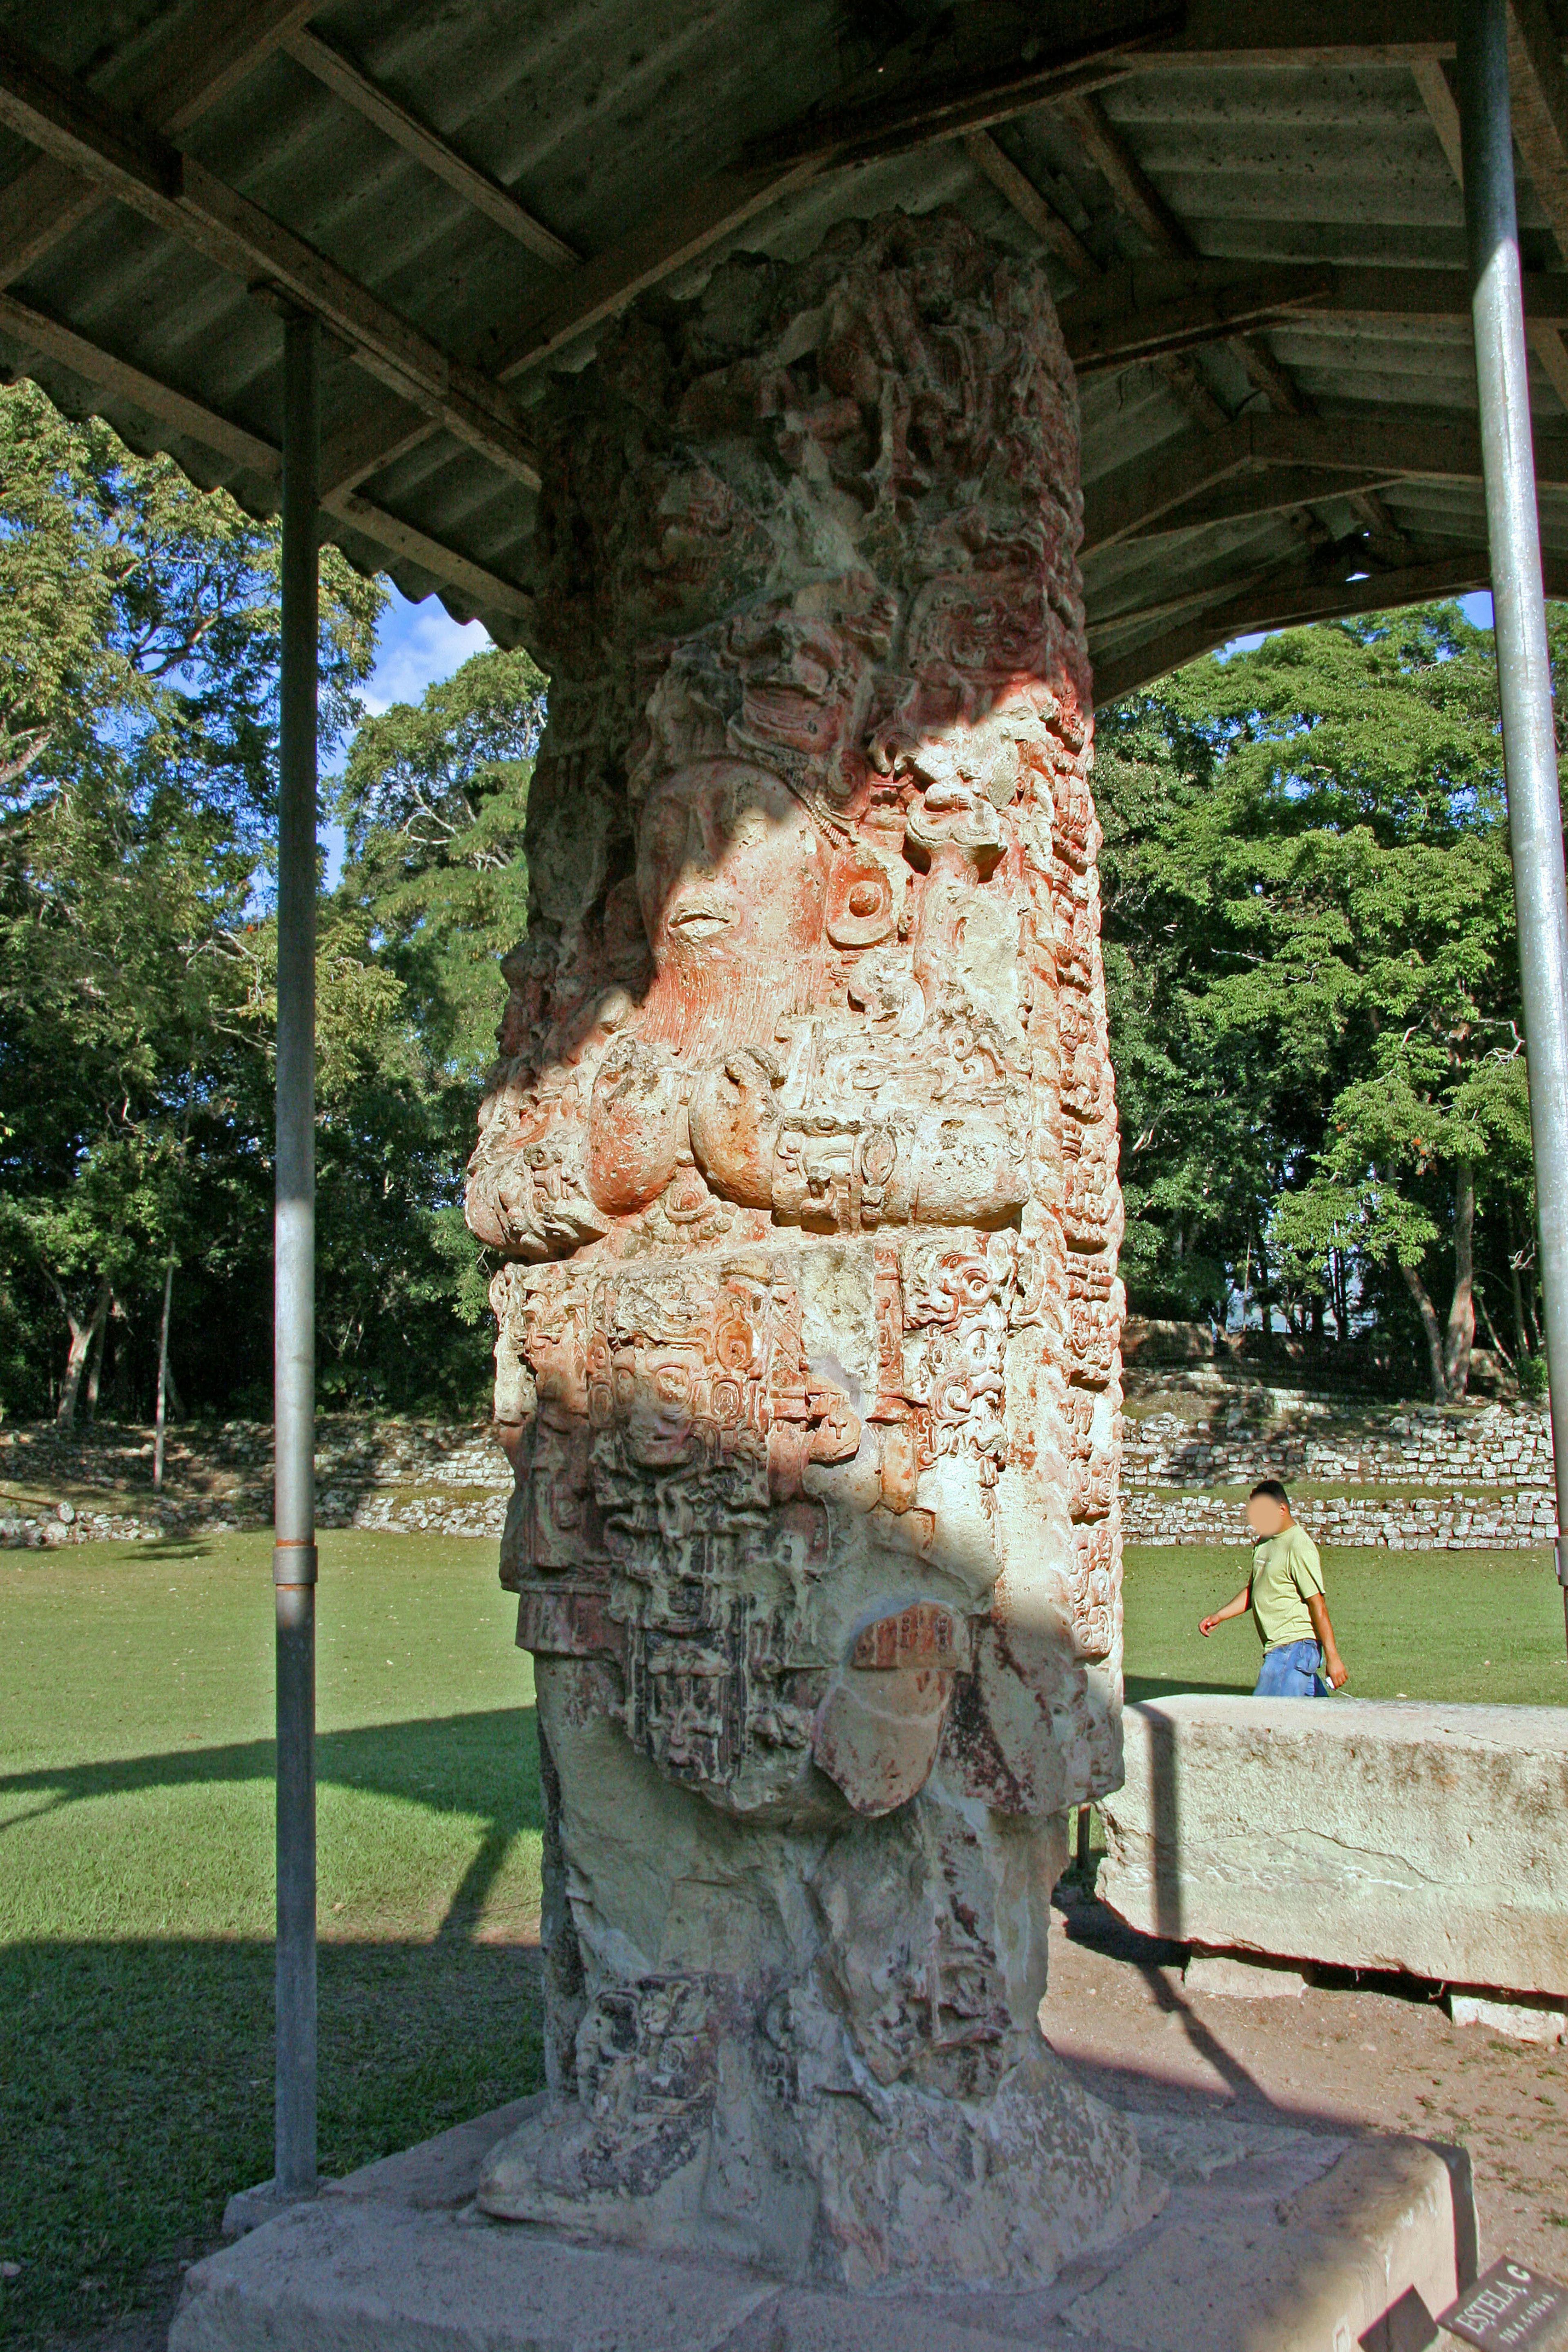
[167,2098,1476,2352]
[1099,1697,1568,2000]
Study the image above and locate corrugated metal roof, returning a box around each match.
[2,0,1560,693]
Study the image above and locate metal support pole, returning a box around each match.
[1459,0,1568,1658]
[274,310,319,2196]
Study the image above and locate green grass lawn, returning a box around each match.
[1,1530,1565,2346]
[0,1532,544,2348]
[1121,1542,1568,1707]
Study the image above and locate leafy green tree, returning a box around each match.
[301,645,546,1402]
[0,381,383,1422]
[1097,603,1550,1399]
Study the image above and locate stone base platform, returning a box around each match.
[1099,1698,1568,2005]
[169,2096,1476,2352]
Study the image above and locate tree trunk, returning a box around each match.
[1474,1281,1515,1371]
[1398,1255,1449,1403]
[84,1294,110,1423]
[1443,1163,1476,1399]
[55,1273,112,1431]
[1506,1201,1529,1363]
[153,1259,174,1494]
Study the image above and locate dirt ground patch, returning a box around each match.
[1046,1882,1568,2284]
[29,1892,1567,2351]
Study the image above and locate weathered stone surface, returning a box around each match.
[1448,1992,1566,2042]
[460,206,1134,2284]
[168,2101,1475,2352]
[1100,1697,1568,1998]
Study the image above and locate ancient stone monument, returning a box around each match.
[465,208,1135,2288]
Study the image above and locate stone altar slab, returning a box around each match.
[1098,1697,1568,2002]
[167,2096,1477,2352]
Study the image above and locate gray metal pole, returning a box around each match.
[1458,0,1568,1654]
[275,309,319,2195]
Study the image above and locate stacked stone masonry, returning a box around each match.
[0,1417,511,1548]
[1123,1391,1558,1548]
[3,1390,1557,1551]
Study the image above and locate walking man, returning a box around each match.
[1199,1479,1349,1696]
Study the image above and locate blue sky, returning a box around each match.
[323,584,1499,877]
[1225,590,1494,664]
[322,586,494,882]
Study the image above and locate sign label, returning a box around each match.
[1438,2259,1568,2351]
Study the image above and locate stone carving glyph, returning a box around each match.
[465,210,1136,2287]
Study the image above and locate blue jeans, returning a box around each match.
[1254,1639,1327,1698]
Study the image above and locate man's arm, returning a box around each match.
[1306,1591,1348,1687]
[1199,1585,1251,1637]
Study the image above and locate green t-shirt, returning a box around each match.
[1250,1523,1325,1649]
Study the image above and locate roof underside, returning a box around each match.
[5,0,1568,702]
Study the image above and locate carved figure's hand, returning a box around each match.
[466,1135,609,1259]
[466,1079,611,1259]
[904,1117,1031,1226]
[589,1038,682,1214]
[688,1048,782,1209]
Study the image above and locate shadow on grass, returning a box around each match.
[0,1708,544,1942]
[1123,1674,1254,1705]
[0,1933,546,2349]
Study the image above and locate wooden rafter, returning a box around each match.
[1089,551,1568,706]
[1047,80,1421,555]
[1082,412,1568,551]
[327,13,1177,491]
[0,0,316,283]
[1412,58,1466,182]
[1057,91,1186,252]
[1139,0,1457,65]
[963,130,1098,277]
[960,124,1232,431]
[0,289,535,624]
[279,28,579,268]
[0,27,540,487]
[1061,260,1568,372]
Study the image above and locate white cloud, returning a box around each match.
[361,590,494,717]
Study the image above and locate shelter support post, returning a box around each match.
[1458,0,1568,1656]
[274,310,319,2196]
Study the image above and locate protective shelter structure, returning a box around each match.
[6,0,1567,2227]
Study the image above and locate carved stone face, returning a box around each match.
[635,757,827,978]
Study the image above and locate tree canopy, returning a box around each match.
[1096,602,1559,1398]
[2,376,1561,1423]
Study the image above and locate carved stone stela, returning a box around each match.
[465,210,1138,2287]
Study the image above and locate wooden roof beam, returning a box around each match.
[963,129,1098,278]
[0,0,315,284]
[1089,552,1554,706]
[1137,0,1457,65]
[0,27,539,487]
[315,9,1178,493]
[1413,26,1568,416]
[960,125,1230,431]
[1062,259,1568,370]
[1057,90,1187,253]
[1082,411,1568,550]
[1050,82,1324,450]
[0,288,534,624]
[279,28,579,269]
[488,15,1172,386]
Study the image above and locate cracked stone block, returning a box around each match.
[1100,1697,1568,2000]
